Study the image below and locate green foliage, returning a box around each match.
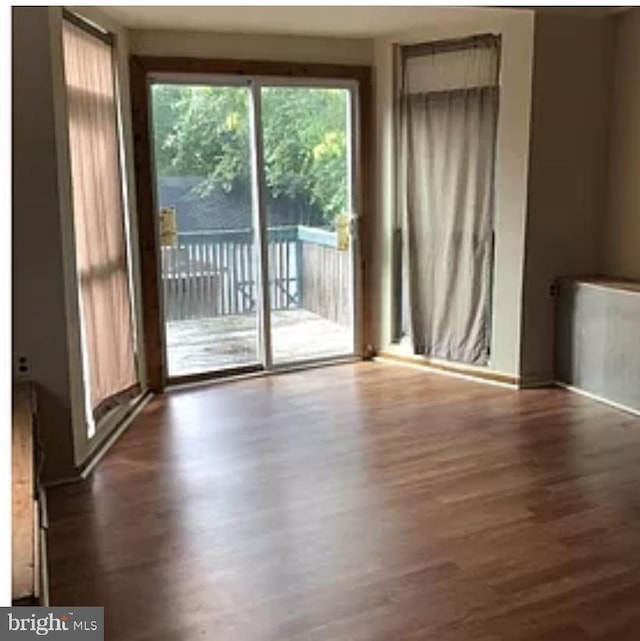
[151,84,349,225]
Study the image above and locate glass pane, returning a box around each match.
[151,84,260,377]
[261,86,355,364]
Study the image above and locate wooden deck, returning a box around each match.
[166,309,353,376]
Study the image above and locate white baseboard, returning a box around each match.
[554,381,640,418]
[80,391,154,479]
[375,355,518,390]
[43,474,82,489]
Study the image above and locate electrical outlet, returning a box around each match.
[14,354,31,380]
[549,281,559,299]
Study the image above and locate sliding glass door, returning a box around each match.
[151,82,261,378]
[261,86,355,365]
[148,77,359,381]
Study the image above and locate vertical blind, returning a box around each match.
[62,18,139,422]
[398,35,500,365]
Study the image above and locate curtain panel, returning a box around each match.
[62,19,139,422]
[398,35,500,365]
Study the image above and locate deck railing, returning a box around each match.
[160,226,350,324]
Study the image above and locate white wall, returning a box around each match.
[372,10,535,378]
[12,7,76,481]
[130,29,374,65]
[604,8,640,280]
[520,13,615,384]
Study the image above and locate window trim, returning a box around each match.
[62,8,113,46]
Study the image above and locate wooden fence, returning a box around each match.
[300,241,352,327]
[160,226,350,324]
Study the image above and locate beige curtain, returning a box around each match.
[399,35,500,365]
[63,20,138,420]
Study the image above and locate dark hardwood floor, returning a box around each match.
[47,362,640,640]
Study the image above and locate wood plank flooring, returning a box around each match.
[46,362,640,640]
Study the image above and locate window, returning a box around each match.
[62,14,139,433]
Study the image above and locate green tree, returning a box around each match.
[151,84,349,226]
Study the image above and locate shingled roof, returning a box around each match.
[156,176,325,232]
